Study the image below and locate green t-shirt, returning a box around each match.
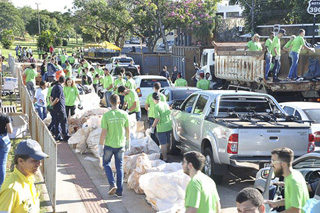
[24,68,38,83]
[197,79,210,90]
[175,78,188,87]
[63,86,79,106]
[284,170,309,212]
[154,101,172,132]
[102,75,114,91]
[68,56,75,64]
[65,64,72,77]
[125,78,136,90]
[291,36,305,54]
[60,54,66,64]
[185,172,220,212]
[146,92,166,118]
[284,40,293,50]
[114,78,126,95]
[100,109,129,148]
[247,40,262,51]
[47,86,53,106]
[271,36,281,56]
[265,38,272,51]
[124,90,140,113]
[93,68,104,84]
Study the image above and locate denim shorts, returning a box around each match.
[157,131,171,145]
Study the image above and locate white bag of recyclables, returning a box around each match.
[139,170,190,213]
[78,91,100,110]
[127,136,161,156]
[68,127,90,145]
[87,128,102,158]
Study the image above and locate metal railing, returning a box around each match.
[16,61,57,212]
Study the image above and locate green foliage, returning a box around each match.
[37,30,54,52]
[62,39,68,46]
[0,2,25,36]
[0,29,14,49]
[26,12,60,36]
[54,37,62,47]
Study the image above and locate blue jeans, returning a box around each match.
[42,73,47,82]
[135,111,141,121]
[265,54,271,78]
[288,51,299,79]
[103,146,124,194]
[0,134,11,187]
[37,106,47,120]
[271,57,281,80]
[104,91,113,107]
[54,110,69,140]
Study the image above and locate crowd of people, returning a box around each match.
[246,28,316,82]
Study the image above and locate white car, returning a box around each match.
[105,56,140,74]
[133,75,171,107]
[280,102,320,146]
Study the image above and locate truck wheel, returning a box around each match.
[203,148,224,184]
[168,131,180,155]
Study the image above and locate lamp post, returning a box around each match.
[35,3,41,35]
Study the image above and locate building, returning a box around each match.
[216,0,243,19]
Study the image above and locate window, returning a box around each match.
[140,79,169,88]
[294,110,302,120]
[304,109,320,123]
[172,90,198,100]
[181,95,198,113]
[226,12,240,18]
[194,95,209,114]
[283,106,294,115]
[202,53,208,67]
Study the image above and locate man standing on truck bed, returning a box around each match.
[265,32,274,80]
[266,147,309,212]
[269,29,286,82]
[287,29,315,81]
[246,34,262,51]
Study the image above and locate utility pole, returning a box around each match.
[35,3,41,35]
[251,0,255,33]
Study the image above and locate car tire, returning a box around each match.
[168,130,180,155]
[203,148,224,184]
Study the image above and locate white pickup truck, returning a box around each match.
[105,56,140,76]
[171,90,315,183]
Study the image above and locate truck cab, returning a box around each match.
[200,48,215,80]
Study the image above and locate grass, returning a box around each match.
[0,35,84,58]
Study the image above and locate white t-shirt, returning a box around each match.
[35,88,47,107]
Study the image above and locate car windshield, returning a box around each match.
[118,58,132,63]
[140,79,169,88]
[294,157,320,169]
[172,90,198,100]
[303,109,320,123]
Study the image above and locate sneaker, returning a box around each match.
[108,185,117,195]
[114,191,122,198]
[273,78,281,82]
[284,77,291,81]
[265,77,270,81]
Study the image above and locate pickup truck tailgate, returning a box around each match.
[238,127,310,157]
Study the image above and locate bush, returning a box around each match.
[54,37,62,47]
[0,30,14,49]
[37,30,54,52]
[62,39,68,46]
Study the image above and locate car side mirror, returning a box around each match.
[261,168,275,179]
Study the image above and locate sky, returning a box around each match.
[11,0,74,13]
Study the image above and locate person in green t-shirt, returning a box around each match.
[287,29,315,81]
[23,64,38,98]
[118,86,141,121]
[236,187,265,213]
[102,68,114,108]
[60,53,67,68]
[64,61,72,78]
[114,68,126,108]
[283,35,296,67]
[269,29,286,82]
[183,151,220,212]
[196,73,210,90]
[174,73,188,87]
[265,32,275,80]
[145,82,166,145]
[266,147,309,212]
[98,94,130,198]
[125,72,136,90]
[67,55,76,66]
[246,34,262,51]
[63,77,81,117]
[149,92,172,162]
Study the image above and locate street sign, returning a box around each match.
[307,0,320,15]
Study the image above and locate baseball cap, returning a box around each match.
[152,92,160,100]
[279,29,287,35]
[15,139,49,160]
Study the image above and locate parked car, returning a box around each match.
[157,40,175,49]
[130,37,140,44]
[280,102,320,146]
[254,152,320,211]
[105,56,140,76]
[171,90,314,183]
[133,75,171,107]
[160,87,201,107]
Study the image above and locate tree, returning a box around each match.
[26,11,60,36]
[0,29,14,49]
[0,2,25,36]
[37,30,54,52]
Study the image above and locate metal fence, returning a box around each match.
[16,63,57,211]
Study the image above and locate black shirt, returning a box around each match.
[0,113,11,134]
[160,71,170,80]
[51,83,65,112]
